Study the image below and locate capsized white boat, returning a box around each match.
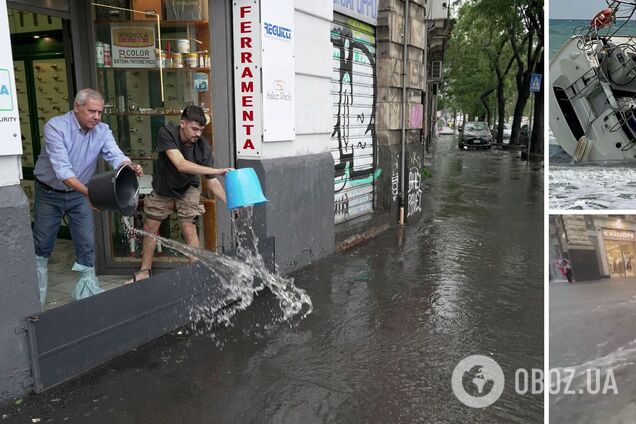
[550,2,636,161]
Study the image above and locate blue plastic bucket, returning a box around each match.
[225,168,268,209]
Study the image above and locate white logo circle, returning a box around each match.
[452,355,505,408]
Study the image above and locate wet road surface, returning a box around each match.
[1,136,543,423]
[550,278,636,423]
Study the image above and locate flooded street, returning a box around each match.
[550,279,636,423]
[0,136,543,423]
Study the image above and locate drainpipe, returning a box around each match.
[399,0,410,225]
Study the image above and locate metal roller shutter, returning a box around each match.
[330,14,377,224]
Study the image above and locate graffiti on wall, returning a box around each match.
[331,19,380,223]
[392,157,399,203]
[407,154,423,218]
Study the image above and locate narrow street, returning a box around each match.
[550,278,636,423]
[1,135,544,423]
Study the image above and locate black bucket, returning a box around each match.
[87,165,139,216]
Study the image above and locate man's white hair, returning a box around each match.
[75,88,103,106]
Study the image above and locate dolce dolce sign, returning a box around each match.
[0,0,22,156]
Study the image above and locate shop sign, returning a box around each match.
[602,228,635,241]
[0,0,22,156]
[233,0,263,158]
[111,24,157,68]
[261,0,295,142]
[333,0,378,26]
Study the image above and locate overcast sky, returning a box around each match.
[550,0,609,19]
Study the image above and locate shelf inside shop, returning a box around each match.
[97,67,210,72]
[94,20,208,27]
[103,112,183,116]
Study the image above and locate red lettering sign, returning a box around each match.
[234,1,258,154]
[239,5,251,18]
[241,52,252,63]
[241,67,253,78]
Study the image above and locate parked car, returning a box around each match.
[439,125,454,135]
[459,121,492,149]
[491,123,512,143]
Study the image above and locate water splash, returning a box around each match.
[122,208,312,337]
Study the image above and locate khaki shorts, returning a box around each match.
[143,186,205,222]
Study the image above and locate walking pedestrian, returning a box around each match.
[128,105,232,283]
[33,88,143,308]
[558,258,575,284]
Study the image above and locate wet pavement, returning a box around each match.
[550,278,636,423]
[0,136,543,423]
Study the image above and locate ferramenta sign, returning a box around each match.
[232,0,295,158]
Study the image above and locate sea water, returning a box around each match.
[549,19,636,209]
[122,209,312,337]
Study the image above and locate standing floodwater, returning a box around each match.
[1,135,543,423]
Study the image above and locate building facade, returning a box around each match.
[550,215,636,282]
[0,0,449,400]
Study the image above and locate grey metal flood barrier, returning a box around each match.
[26,262,237,392]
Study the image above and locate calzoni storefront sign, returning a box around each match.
[111,24,157,68]
[0,0,22,156]
[602,228,635,241]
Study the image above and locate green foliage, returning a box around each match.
[443,0,540,121]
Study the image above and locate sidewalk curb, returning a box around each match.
[336,222,392,252]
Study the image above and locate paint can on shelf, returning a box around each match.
[176,39,190,53]
[103,43,112,67]
[172,53,183,68]
[184,53,198,68]
[95,41,104,68]
[156,49,167,67]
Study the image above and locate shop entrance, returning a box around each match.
[605,240,636,278]
[9,8,74,227]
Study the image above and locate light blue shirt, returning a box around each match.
[34,111,130,191]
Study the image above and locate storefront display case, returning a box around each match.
[93,1,215,265]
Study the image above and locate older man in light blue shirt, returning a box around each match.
[33,88,142,308]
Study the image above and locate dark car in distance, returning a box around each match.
[458,121,492,149]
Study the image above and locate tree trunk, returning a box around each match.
[530,55,544,157]
[495,71,506,144]
[480,89,495,125]
[510,66,531,145]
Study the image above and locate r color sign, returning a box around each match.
[111,24,157,68]
[0,0,22,156]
